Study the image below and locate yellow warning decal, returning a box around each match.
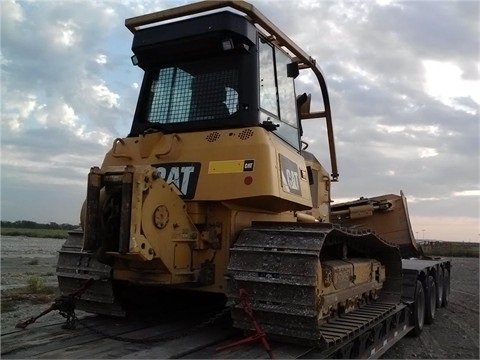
[208,160,254,174]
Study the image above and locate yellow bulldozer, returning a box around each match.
[57,1,446,349]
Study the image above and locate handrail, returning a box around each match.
[125,0,338,181]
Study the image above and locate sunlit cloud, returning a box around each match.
[376,124,405,133]
[423,60,479,115]
[453,190,480,197]
[3,93,38,132]
[61,103,79,128]
[408,196,445,203]
[55,20,79,47]
[2,0,25,23]
[95,54,107,64]
[418,147,438,158]
[92,82,120,108]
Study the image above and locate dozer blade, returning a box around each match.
[56,229,125,317]
[331,191,423,258]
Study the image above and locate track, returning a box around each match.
[53,223,404,357]
[2,243,476,359]
[227,222,403,349]
[4,252,473,359]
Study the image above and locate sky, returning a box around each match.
[1,0,479,242]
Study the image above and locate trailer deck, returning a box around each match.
[2,300,413,359]
[2,313,309,359]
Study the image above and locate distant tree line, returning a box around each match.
[1,220,78,230]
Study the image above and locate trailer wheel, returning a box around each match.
[436,267,444,308]
[425,275,436,324]
[409,280,425,337]
[442,269,450,307]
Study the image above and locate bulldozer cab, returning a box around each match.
[129,10,259,135]
[127,1,339,182]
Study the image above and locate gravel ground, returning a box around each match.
[1,236,478,358]
[382,256,479,359]
[1,236,61,289]
[1,236,65,332]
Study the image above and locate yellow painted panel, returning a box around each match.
[174,243,191,270]
[209,160,245,174]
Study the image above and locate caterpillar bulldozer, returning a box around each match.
[57,0,449,352]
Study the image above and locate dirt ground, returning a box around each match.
[1,236,479,358]
[1,236,65,332]
[383,257,479,359]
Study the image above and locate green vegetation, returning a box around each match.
[1,220,78,239]
[1,227,69,239]
[422,241,479,258]
[1,220,77,230]
[27,275,51,293]
[1,277,58,314]
[1,287,58,313]
[27,258,40,265]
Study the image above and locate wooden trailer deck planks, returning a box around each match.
[1,314,313,359]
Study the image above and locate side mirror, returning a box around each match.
[287,62,299,78]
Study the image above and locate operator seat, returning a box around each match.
[189,76,229,121]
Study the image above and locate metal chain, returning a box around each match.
[51,276,236,344]
[59,307,78,330]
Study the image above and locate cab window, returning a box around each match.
[258,37,299,149]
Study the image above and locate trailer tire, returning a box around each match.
[409,280,425,337]
[425,275,436,324]
[442,268,450,307]
[436,267,444,308]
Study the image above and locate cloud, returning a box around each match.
[410,216,479,242]
[95,54,108,64]
[2,92,38,132]
[54,19,80,47]
[423,60,479,114]
[92,81,120,108]
[0,0,478,241]
[453,190,480,197]
[1,0,24,24]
